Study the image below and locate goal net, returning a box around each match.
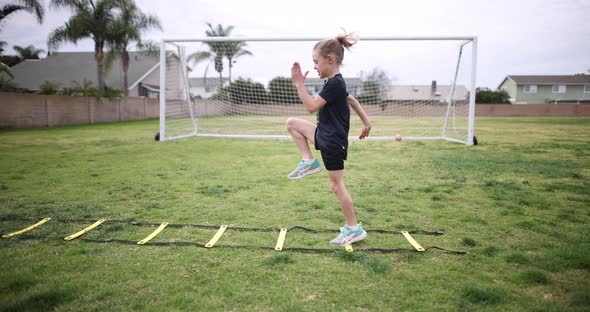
[158,37,477,144]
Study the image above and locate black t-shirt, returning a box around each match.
[315,74,350,159]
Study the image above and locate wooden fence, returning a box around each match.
[1,92,588,129]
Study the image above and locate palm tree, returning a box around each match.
[0,62,13,79]
[106,0,161,96]
[13,45,45,60]
[0,41,12,78]
[187,23,234,88]
[0,0,44,27]
[224,41,251,83]
[0,0,43,78]
[48,0,119,95]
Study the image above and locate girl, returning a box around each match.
[286,32,372,246]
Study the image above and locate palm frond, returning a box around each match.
[0,5,26,23]
[103,50,118,73]
[136,40,159,56]
[47,25,75,50]
[0,61,14,79]
[18,0,44,23]
[187,51,212,66]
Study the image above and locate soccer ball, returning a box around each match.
[395,134,402,141]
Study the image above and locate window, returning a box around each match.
[584,85,590,93]
[523,85,537,93]
[552,84,566,93]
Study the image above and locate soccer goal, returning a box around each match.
[158,36,477,144]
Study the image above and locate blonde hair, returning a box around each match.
[314,32,359,65]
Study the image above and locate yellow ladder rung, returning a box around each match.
[205,225,227,248]
[137,222,168,245]
[2,218,51,238]
[64,219,106,241]
[274,228,288,251]
[401,231,425,252]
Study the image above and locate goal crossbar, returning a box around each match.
[163,36,477,43]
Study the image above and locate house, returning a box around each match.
[1,51,184,98]
[189,77,229,98]
[304,77,362,96]
[384,81,469,102]
[498,75,590,104]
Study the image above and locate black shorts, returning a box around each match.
[314,127,346,171]
[320,149,344,171]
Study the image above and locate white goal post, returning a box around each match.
[158,36,477,145]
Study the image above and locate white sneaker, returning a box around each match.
[287,159,322,179]
[330,225,367,246]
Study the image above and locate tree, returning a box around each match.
[48,0,120,95]
[0,0,44,27]
[106,0,161,96]
[13,44,44,60]
[0,54,20,67]
[268,77,299,104]
[224,40,251,83]
[0,0,44,78]
[475,88,511,104]
[0,63,14,79]
[226,78,267,104]
[0,41,11,78]
[187,23,247,87]
[358,68,391,108]
[66,78,97,96]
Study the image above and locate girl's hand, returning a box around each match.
[291,62,308,87]
[359,123,372,140]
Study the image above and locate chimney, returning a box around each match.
[431,80,437,94]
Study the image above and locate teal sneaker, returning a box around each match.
[330,225,367,246]
[287,159,322,179]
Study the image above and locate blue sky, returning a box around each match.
[1,0,589,88]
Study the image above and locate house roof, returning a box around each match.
[2,51,161,91]
[505,75,590,85]
[189,77,229,88]
[385,85,469,101]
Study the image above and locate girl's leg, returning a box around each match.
[327,169,356,226]
[286,117,316,159]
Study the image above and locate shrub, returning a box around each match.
[38,81,62,94]
[476,88,511,104]
[0,76,20,92]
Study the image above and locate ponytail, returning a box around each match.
[314,31,359,65]
[335,32,360,51]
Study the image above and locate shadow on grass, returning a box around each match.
[335,251,391,275]
[460,285,505,305]
[262,253,295,266]
[2,287,74,312]
[570,284,590,308]
[518,269,551,285]
[541,246,590,272]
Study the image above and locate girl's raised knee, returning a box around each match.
[286,117,296,128]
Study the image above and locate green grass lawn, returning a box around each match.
[0,117,588,311]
